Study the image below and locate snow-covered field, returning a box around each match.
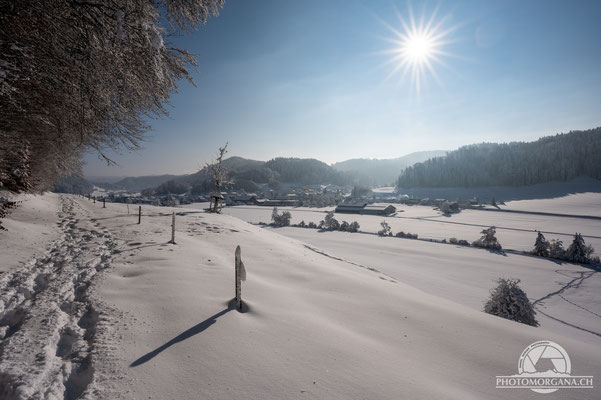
[1,193,600,399]
[216,193,601,256]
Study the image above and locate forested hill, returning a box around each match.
[397,128,601,188]
[333,151,447,186]
[149,157,353,195]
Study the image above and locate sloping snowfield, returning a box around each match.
[1,194,600,399]
[219,193,601,256]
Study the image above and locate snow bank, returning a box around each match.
[1,194,599,399]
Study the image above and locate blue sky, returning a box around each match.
[84,0,601,177]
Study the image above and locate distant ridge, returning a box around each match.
[397,128,601,188]
[332,151,448,186]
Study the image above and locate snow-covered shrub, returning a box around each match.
[549,239,565,259]
[457,239,470,246]
[338,220,360,232]
[297,220,306,228]
[532,231,550,257]
[271,207,291,227]
[321,211,340,230]
[307,221,318,229]
[395,231,418,239]
[449,237,458,244]
[378,221,392,237]
[472,227,502,250]
[484,278,538,327]
[348,221,360,232]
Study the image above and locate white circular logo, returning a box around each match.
[518,341,571,394]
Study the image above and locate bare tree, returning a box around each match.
[207,142,232,213]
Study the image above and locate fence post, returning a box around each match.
[127,204,130,214]
[234,246,246,310]
[138,206,141,224]
[93,196,96,203]
[169,211,176,244]
[103,198,106,208]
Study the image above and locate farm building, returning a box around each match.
[335,203,397,215]
[227,194,258,205]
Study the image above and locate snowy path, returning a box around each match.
[0,196,124,400]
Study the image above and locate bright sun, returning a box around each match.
[404,34,434,63]
[382,7,454,93]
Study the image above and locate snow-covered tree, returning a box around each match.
[271,207,291,227]
[565,233,589,263]
[378,221,392,236]
[532,231,550,257]
[484,278,538,327]
[321,211,340,230]
[472,226,502,250]
[1,0,224,193]
[549,239,565,259]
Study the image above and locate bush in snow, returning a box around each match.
[484,278,538,327]
[297,220,306,228]
[449,237,469,245]
[472,227,502,250]
[531,231,550,257]
[320,211,340,230]
[271,207,291,227]
[307,221,318,229]
[348,221,360,232]
[549,239,565,259]
[378,221,392,237]
[338,221,360,232]
[395,231,418,239]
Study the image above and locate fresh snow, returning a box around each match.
[1,194,600,399]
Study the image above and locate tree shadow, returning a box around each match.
[130,300,248,367]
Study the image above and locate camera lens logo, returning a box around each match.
[518,341,570,394]
[496,340,594,393]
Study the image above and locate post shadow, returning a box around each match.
[130,307,234,367]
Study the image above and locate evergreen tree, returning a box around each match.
[532,231,550,257]
[565,233,588,263]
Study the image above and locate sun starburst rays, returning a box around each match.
[381,6,455,94]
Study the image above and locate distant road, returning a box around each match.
[470,207,601,221]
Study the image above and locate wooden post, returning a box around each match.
[103,198,106,208]
[234,246,246,310]
[169,211,176,244]
[127,204,130,214]
[138,206,141,224]
[93,196,96,203]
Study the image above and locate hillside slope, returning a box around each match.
[1,195,600,399]
[398,128,601,188]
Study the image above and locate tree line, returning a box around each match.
[397,128,601,188]
[1,0,223,196]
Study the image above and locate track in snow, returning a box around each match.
[0,196,120,400]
